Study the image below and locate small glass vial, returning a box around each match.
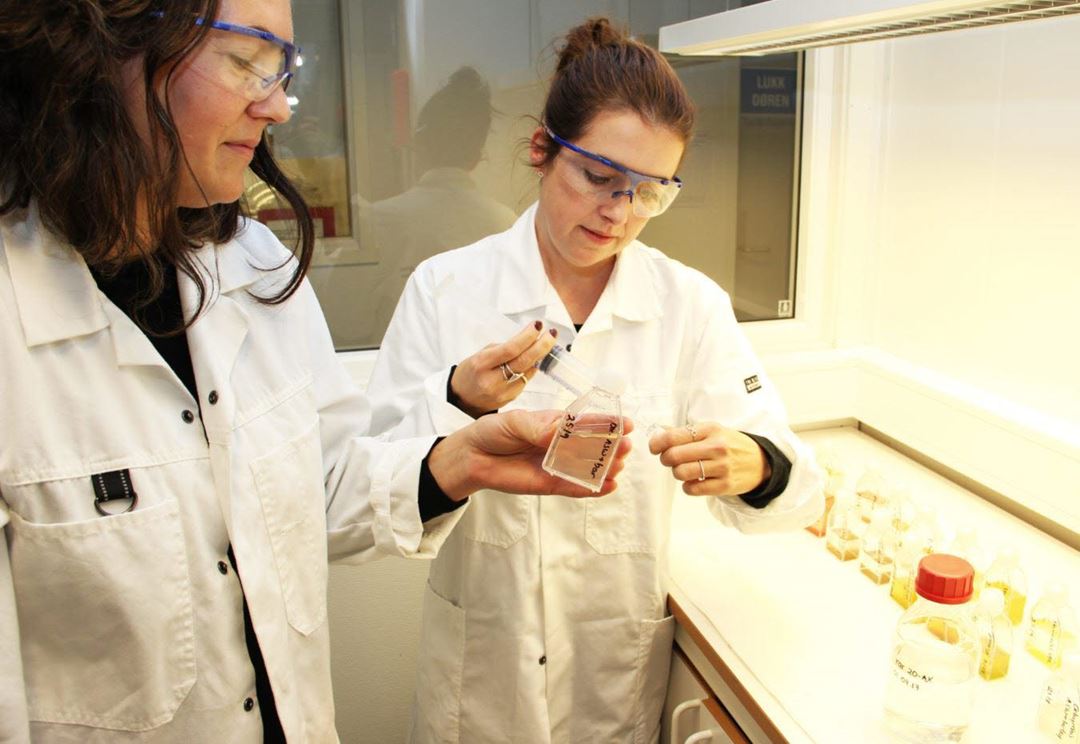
[884,486,917,561]
[542,380,624,492]
[855,467,887,523]
[805,446,845,537]
[1027,584,1079,669]
[974,587,1012,680]
[890,507,938,609]
[984,547,1028,626]
[805,491,834,538]
[1036,653,1080,743]
[884,554,979,743]
[860,508,897,585]
[949,526,990,599]
[825,490,861,561]
[891,542,921,609]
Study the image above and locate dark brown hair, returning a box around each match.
[536,17,696,166]
[0,0,314,329]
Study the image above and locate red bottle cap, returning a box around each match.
[915,554,974,604]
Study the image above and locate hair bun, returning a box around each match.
[556,16,627,73]
[447,66,486,93]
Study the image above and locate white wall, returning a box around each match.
[784,17,1080,532]
[868,17,1080,426]
[328,557,429,744]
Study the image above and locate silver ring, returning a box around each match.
[697,460,707,481]
[686,423,699,442]
[500,362,525,385]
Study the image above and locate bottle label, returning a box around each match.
[892,656,935,691]
[1054,690,1079,741]
[588,421,619,479]
[558,413,577,439]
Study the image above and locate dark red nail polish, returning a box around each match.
[534,320,543,331]
[549,328,558,337]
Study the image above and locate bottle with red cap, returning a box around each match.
[884,553,980,743]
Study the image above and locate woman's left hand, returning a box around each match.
[648,422,770,497]
[429,409,634,500]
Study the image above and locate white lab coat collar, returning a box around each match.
[493,202,664,329]
[3,204,264,349]
[3,202,108,348]
[415,167,480,191]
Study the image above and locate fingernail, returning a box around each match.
[534,320,543,331]
[549,328,558,338]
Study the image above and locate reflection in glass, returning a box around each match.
[351,67,517,337]
[246,0,350,242]
[277,2,802,350]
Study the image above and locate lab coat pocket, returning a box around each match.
[8,499,197,731]
[409,582,466,744]
[633,615,676,744]
[585,393,672,555]
[251,420,328,636]
[460,491,530,548]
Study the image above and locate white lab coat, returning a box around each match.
[0,204,461,743]
[367,203,823,744]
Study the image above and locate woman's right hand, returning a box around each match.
[449,321,557,417]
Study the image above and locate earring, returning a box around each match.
[537,169,544,179]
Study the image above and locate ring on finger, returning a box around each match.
[500,362,526,385]
[697,460,707,481]
[686,423,700,442]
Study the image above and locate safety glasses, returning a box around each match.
[198,18,299,101]
[153,12,300,102]
[545,126,683,218]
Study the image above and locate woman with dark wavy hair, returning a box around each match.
[0,2,630,741]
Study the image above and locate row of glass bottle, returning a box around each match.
[884,553,1080,743]
[808,459,1079,675]
[807,451,1080,741]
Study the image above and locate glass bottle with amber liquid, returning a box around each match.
[974,587,1013,681]
[984,548,1027,626]
[826,490,861,561]
[1027,584,1079,669]
[860,508,897,584]
[806,445,845,537]
[890,507,940,609]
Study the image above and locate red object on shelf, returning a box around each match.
[257,206,336,238]
[390,68,411,148]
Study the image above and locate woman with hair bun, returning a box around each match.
[0,2,630,741]
[370,16,823,744]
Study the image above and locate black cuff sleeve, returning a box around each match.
[446,364,497,418]
[738,433,792,510]
[446,365,464,410]
[418,437,468,523]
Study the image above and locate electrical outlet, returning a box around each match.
[777,299,793,317]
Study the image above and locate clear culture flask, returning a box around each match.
[542,373,625,492]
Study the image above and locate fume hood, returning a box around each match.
[658,0,1080,55]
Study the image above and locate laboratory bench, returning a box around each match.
[661,425,1080,744]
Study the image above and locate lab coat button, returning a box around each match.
[539,655,547,665]
[181,409,195,424]
[208,390,219,405]
[243,697,255,712]
[217,561,228,575]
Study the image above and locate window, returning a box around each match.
[265,1,803,350]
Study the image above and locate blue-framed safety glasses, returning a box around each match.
[545,126,683,218]
[196,18,299,101]
[153,12,300,101]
